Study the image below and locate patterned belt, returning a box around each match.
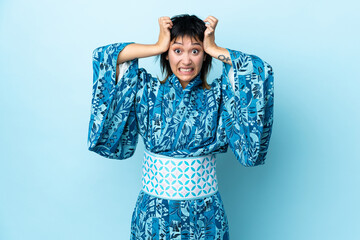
[141,149,218,200]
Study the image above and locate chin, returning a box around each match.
[175,71,199,81]
[177,75,195,82]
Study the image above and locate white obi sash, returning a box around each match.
[141,149,218,200]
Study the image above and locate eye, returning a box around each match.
[192,49,199,54]
[174,49,181,54]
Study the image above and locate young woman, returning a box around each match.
[88,14,274,239]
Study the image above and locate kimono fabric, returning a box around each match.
[130,190,229,239]
[130,149,229,239]
[87,42,274,239]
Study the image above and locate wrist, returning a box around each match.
[155,42,169,54]
[205,45,220,58]
[206,45,232,66]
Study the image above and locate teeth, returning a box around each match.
[180,68,193,72]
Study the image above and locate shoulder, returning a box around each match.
[227,48,271,75]
[207,77,223,98]
[93,43,130,62]
[233,51,272,78]
[209,77,220,89]
[137,68,161,85]
[247,54,273,80]
[136,67,162,94]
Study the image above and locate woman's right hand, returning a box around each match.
[116,17,172,66]
[156,16,172,53]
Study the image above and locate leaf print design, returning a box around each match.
[130,190,229,240]
[88,42,274,238]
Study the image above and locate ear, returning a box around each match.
[166,54,169,60]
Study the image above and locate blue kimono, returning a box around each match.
[87,42,274,239]
[88,42,274,166]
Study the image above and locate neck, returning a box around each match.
[180,81,188,89]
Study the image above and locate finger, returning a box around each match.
[204,20,212,28]
[205,27,214,35]
[207,16,218,22]
[204,18,216,29]
[159,16,171,20]
[160,19,173,27]
[162,19,173,26]
[205,18,215,24]
[205,17,218,28]
[204,17,215,24]
[163,22,173,30]
[159,17,171,25]
[204,25,214,35]
[164,23,173,29]
[205,15,217,23]
[159,18,171,22]
[208,17,218,26]
[204,16,216,21]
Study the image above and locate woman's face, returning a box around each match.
[166,35,205,89]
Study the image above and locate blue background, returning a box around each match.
[1,0,359,239]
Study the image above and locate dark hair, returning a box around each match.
[159,14,212,90]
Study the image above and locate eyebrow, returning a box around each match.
[172,41,202,46]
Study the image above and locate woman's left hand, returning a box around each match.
[203,16,218,54]
[203,16,232,66]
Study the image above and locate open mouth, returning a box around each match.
[179,68,194,73]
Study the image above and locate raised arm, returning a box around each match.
[117,43,163,65]
[203,16,274,166]
[116,16,173,64]
[203,16,232,66]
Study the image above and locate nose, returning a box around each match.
[182,53,192,65]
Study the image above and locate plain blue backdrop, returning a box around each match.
[1,0,359,239]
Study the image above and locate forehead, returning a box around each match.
[171,35,202,45]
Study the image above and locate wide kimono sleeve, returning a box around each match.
[220,48,274,167]
[87,42,147,160]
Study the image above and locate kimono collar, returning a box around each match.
[167,73,202,95]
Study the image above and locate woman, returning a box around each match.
[88,14,274,239]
